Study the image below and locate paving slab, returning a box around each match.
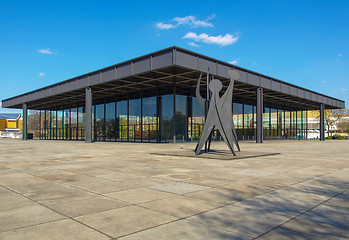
[149,182,210,194]
[105,188,175,204]
[140,195,220,218]
[187,205,290,238]
[184,187,254,205]
[298,204,349,229]
[0,204,66,232]
[324,191,349,208]
[0,193,35,211]
[232,187,330,217]
[280,217,349,240]
[255,227,324,240]
[0,219,110,240]
[23,185,92,202]
[43,195,129,217]
[119,219,250,240]
[75,205,177,238]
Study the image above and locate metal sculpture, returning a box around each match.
[195,69,240,156]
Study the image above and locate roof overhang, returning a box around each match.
[2,46,345,111]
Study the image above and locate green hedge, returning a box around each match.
[326,134,346,140]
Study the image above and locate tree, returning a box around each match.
[27,110,40,138]
[337,118,349,133]
[317,108,349,136]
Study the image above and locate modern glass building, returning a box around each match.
[2,46,345,143]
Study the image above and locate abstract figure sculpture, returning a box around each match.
[195,69,240,156]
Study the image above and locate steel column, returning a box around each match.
[173,84,176,143]
[320,103,325,141]
[85,87,93,143]
[256,88,263,143]
[22,103,28,140]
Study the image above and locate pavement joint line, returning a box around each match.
[252,188,349,239]
[4,164,170,205]
[154,174,348,238]
[275,226,328,240]
[114,218,184,239]
[2,140,347,239]
[0,183,115,239]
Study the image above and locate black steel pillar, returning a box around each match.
[22,103,28,140]
[157,95,162,142]
[256,87,263,143]
[173,84,176,143]
[85,87,93,143]
[320,103,325,141]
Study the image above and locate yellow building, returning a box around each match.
[0,113,22,132]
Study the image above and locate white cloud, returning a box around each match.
[341,88,348,92]
[188,42,200,47]
[156,22,175,29]
[229,58,240,65]
[339,53,343,57]
[173,16,213,28]
[38,48,55,54]
[183,32,239,46]
[38,72,45,77]
[156,15,214,29]
[206,14,216,21]
[322,80,327,84]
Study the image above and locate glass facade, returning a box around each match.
[32,93,309,142]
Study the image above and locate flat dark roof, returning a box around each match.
[2,46,345,111]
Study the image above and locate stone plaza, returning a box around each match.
[0,139,348,239]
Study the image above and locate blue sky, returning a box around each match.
[0,0,348,113]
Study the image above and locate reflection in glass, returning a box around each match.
[95,104,105,141]
[263,108,270,140]
[270,109,277,139]
[191,97,205,140]
[142,97,157,141]
[71,108,78,140]
[161,95,173,140]
[129,99,141,141]
[175,95,187,141]
[244,104,253,140]
[117,100,128,141]
[233,103,243,140]
[78,107,84,140]
[106,102,116,141]
[64,109,70,140]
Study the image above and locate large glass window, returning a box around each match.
[71,108,78,140]
[129,99,141,141]
[57,110,63,139]
[142,97,157,141]
[233,103,243,140]
[78,107,84,140]
[106,102,116,141]
[191,97,205,140]
[175,95,187,141]
[278,110,284,139]
[117,100,128,141]
[95,103,105,141]
[64,109,70,140]
[263,108,270,140]
[244,104,253,140]
[270,108,278,139]
[161,95,174,141]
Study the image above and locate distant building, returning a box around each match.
[0,113,22,138]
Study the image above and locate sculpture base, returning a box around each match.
[151,149,280,161]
